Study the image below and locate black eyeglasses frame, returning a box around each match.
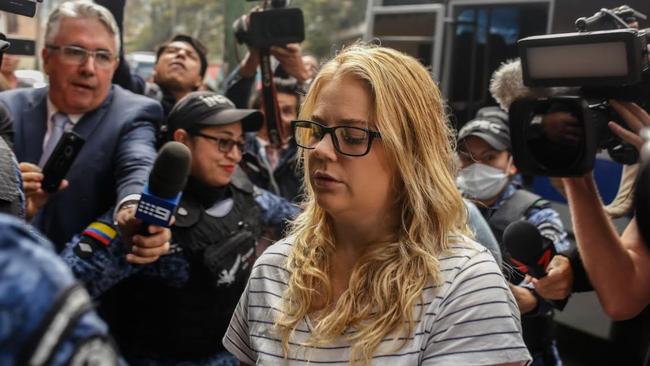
[291,119,382,157]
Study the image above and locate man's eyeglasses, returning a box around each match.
[192,132,245,154]
[46,45,116,69]
[162,45,199,62]
[291,120,381,157]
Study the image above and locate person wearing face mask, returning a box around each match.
[456,106,571,366]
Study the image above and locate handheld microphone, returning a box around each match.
[135,141,192,228]
[503,220,569,309]
[502,220,556,278]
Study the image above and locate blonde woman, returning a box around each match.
[223,44,531,365]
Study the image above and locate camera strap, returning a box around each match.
[260,47,284,149]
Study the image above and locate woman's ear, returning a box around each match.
[173,129,190,145]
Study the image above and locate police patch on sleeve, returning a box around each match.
[68,336,118,366]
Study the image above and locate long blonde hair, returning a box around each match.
[275,44,470,364]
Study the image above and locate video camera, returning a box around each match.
[0,0,42,18]
[0,0,43,65]
[231,0,305,148]
[232,0,305,48]
[509,5,650,176]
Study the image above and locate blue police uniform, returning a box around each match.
[61,176,299,365]
[0,214,119,366]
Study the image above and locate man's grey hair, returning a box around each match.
[45,1,120,52]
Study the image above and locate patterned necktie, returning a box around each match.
[39,113,71,167]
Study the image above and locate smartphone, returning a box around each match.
[41,131,85,193]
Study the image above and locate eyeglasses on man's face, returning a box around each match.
[192,131,246,154]
[291,120,381,157]
[46,44,116,69]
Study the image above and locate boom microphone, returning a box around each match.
[489,59,573,111]
[502,220,556,278]
[135,141,192,227]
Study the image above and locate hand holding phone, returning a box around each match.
[41,131,85,193]
[18,162,68,221]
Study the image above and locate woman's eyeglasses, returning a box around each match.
[291,120,381,157]
[192,132,245,153]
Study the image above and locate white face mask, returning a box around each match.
[456,161,510,201]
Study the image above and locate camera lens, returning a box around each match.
[524,100,586,172]
[64,146,74,158]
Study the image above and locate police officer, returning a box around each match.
[0,213,119,365]
[456,106,571,366]
[63,91,299,365]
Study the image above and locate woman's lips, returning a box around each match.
[312,171,343,189]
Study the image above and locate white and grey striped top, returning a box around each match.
[223,237,531,365]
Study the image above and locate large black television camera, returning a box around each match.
[0,0,43,64]
[231,0,305,148]
[0,0,42,18]
[509,5,650,176]
[232,0,304,48]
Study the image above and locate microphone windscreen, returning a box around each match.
[503,220,544,265]
[489,58,574,112]
[490,59,530,112]
[148,141,192,198]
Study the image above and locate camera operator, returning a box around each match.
[223,42,310,109]
[241,77,302,202]
[562,100,650,321]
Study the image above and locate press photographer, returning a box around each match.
[225,0,310,202]
[225,0,307,125]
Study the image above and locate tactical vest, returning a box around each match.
[487,189,546,245]
[108,172,262,359]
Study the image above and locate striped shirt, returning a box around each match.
[223,237,532,365]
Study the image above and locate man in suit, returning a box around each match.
[0,1,162,251]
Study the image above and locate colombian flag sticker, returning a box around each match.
[81,222,117,246]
